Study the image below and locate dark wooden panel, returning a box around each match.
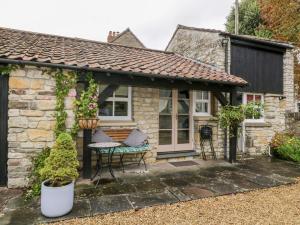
[78,71,238,93]
[231,43,284,94]
[0,75,8,185]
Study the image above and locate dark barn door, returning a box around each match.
[0,75,8,186]
[231,43,284,94]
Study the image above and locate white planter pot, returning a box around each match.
[41,180,75,217]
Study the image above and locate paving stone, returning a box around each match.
[128,191,178,209]
[181,187,215,199]
[101,182,137,195]
[167,187,192,201]
[0,207,42,225]
[90,195,133,215]
[40,199,91,223]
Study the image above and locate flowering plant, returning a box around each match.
[75,76,99,119]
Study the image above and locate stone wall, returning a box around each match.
[166,28,226,70]
[7,66,57,188]
[167,27,296,156]
[111,30,145,48]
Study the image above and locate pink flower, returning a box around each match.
[68,89,77,97]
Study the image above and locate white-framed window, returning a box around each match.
[243,93,264,122]
[193,91,211,116]
[98,85,132,120]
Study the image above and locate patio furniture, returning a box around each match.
[100,129,150,172]
[199,125,217,160]
[88,142,121,187]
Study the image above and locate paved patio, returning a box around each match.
[1,157,300,225]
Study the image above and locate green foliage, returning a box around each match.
[275,137,300,162]
[53,70,77,138]
[218,102,262,135]
[25,147,51,200]
[74,73,99,119]
[225,0,262,36]
[0,64,18,76]
[39,133,79,187]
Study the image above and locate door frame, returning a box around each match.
[158,89,194,152]
[0,75,8,186]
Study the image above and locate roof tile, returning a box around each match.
[0,27,247,86]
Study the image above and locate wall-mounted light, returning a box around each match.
[221,38,229,47]
[279,96,286,100]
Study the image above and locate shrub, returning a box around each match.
[270,132,294,150]
[276,137,300,162]
[39,133,79,187]
[25,147,51,200]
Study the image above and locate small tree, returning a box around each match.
[225,0,263,36]
[40,133,79,187]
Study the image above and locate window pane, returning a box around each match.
[99,101,113,116]
[255,95,261,102]
[160,89,172,98]
[159,99,172,114]
[159,115,172,129]
[196,91,203,99]
[115,86,128,97]
[99,84,113,97]
[178,90,189,99]
[178,100,189,114]
[202,91,209,100]
[159,130,172,145]
[115,102,128,116]
[247,94,254,102]
[178,130,189,144]
[178,115,189,129]
[195,102,208,113]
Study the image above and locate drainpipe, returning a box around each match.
[222,37,230,160]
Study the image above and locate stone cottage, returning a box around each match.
[0,25,295,188]
[166,25,295,157]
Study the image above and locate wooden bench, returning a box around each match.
[101,129,150,171]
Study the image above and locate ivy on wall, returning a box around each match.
[0,64,18,75]
[52,69,77,138]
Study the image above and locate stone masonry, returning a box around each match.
[167,26,295,157]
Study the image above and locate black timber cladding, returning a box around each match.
[0,75,8,186]
[230,39,284,94]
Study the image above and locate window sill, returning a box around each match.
[98,120,137,127]
[193,115,218,121]
[244,122,272,127]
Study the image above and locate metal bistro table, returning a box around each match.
[88,142,121,187]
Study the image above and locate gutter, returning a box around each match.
[0,58,247,87]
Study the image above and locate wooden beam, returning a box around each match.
[0,75,8,185]
[212,91,229,106]
[82,80,92,179]
[98,84,119,105]
[91,71,236,93]
[229,88,238,163]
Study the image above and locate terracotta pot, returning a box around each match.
[78,118,99,129]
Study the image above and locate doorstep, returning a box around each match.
[156,150,200,160]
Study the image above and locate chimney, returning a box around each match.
[107,31,120,43]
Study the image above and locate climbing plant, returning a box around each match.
[0,64,18,75]
[53,69,77,138]
[217,102,263,136]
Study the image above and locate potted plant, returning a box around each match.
[75,76,99,129]
[39,132,79,217]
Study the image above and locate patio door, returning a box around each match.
[158,89,193,152]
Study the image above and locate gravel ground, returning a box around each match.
[51,179,300,225]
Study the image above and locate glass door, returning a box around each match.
[158,89,193,152]
[158,89,174,151]
[175,89,193,150]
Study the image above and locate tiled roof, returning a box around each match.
[0,27,247,86]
